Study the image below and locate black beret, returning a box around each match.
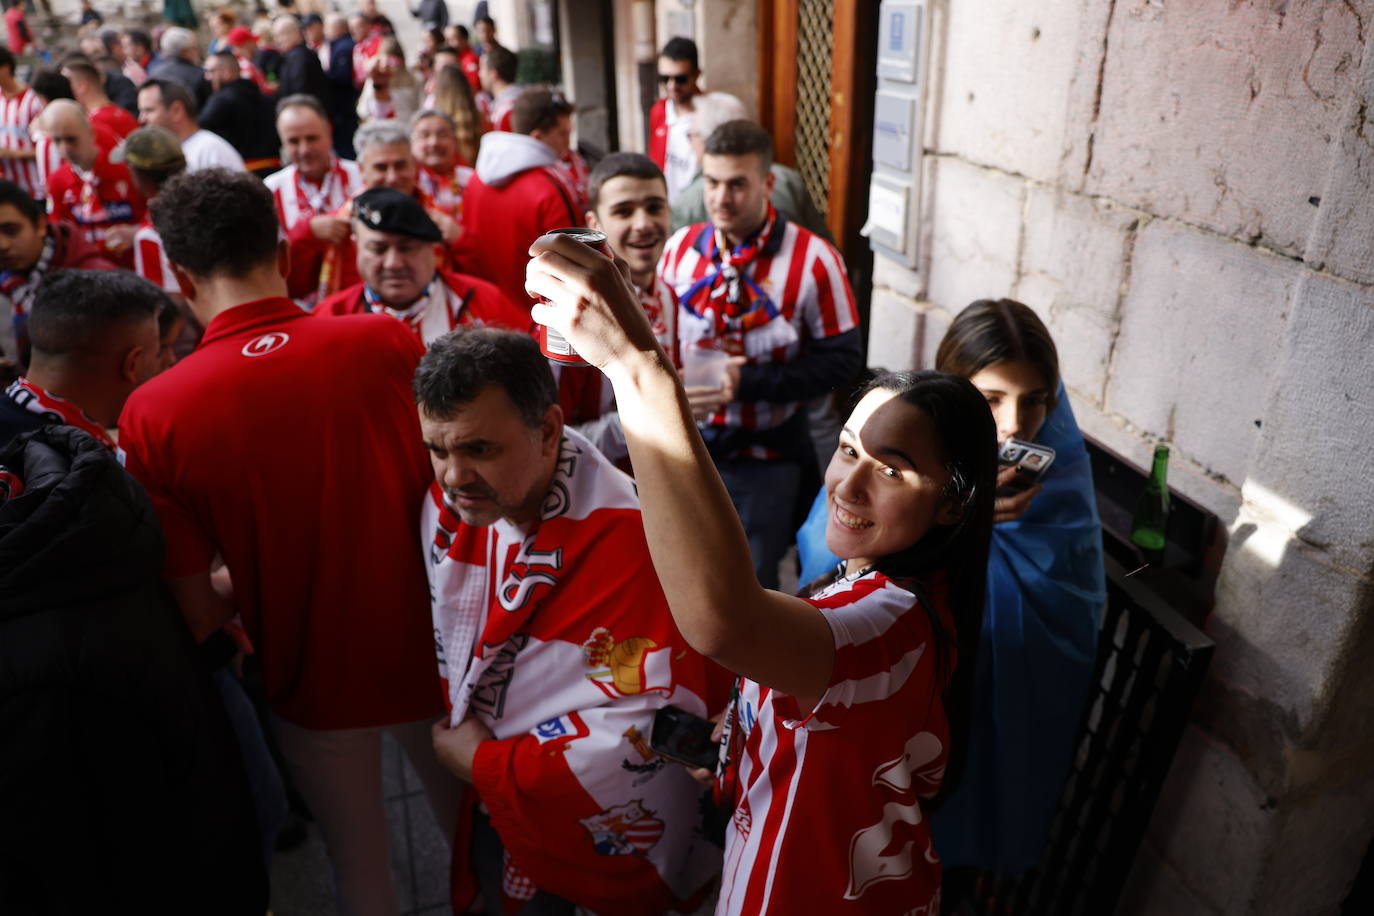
[352,187,442,243]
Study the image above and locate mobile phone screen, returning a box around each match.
[650,705,720,770]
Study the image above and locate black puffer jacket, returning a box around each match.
[0,426,267,915]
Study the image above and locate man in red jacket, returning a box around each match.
[460,88,583,310]
[646,36,700,206]
[314,187,528,343]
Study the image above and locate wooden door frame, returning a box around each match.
[757,0,877,256]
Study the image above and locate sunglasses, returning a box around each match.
[657,73,692,86]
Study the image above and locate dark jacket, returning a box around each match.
[104,69,138,115]
[325,34,360,157]
[0,426,267,915]
[414,0,449,30]
[277,42,329,107]
[200,79,281,165]
[148,54,210,107]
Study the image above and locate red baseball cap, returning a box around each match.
[227,25,255,45]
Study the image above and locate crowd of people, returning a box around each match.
[0,10,1107,916]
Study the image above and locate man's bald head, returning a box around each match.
[41,100,98,171]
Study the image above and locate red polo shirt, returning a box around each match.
[119,297,441,730]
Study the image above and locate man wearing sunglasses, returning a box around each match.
[647,36,700,206]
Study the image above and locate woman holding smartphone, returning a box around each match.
[526,237,997,913]
[929,299,1107,884]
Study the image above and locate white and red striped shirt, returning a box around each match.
[33,133,61,198]
[133,221,179,295]
[659,216,859,434]
[264,157,365,230]
[716,570,952,915]
[416,162,474,221]
[0,86,43,196]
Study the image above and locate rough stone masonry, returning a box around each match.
[869,2,1374,913]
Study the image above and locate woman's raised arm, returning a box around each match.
[525,235,834,709]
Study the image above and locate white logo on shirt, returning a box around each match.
[242,332,290,357]
[845,731,945,899]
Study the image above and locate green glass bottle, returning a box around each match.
[1131,444,1171,554]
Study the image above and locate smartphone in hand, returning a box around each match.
[997,438,1056,495]
[650,705,721,770]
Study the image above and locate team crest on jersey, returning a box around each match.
[577,800,664,856]
[241,332,290,357]
[582,628,672,698]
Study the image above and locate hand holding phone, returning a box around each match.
[650,705,721,771]
[997,438,1056,496]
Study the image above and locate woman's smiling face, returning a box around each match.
[823,389,961,569]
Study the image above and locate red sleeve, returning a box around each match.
[647,100,667,169]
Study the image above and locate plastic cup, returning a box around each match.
[682,346,730,389]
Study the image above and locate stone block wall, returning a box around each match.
[873,1,1374,913]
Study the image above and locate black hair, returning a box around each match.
[704,119,773,172]
[475,16,495,29]
[414,328,556,429]
[660,36,698,70]
[140,77,198,119]
[29,69,74,103]
[124,28,153,53]
[855,370,997,807]
[27,269,163,356]
[587,152,665,211]
[151,169,280,279]
[99,28,121,53]
[511,86,571,136]
[0,179,44,224]
[276,92,329,120]
[936,298,1062,412]
[484,45,517,85]
[455,24,470,40]
[156,297,184,338]
[0,47,15,75]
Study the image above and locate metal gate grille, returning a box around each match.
[794,0,834,219]
[960,554,1215,915]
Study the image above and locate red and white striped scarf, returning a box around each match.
[5,377,122,459]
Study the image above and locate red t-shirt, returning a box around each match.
[716,570,953,914]
[459,48,481,92]
[459,167,583,309]
[89,103,139,139]
[119,298,442,730]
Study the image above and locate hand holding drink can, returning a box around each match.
[534,227,613,367]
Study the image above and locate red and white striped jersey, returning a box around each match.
[264,158,365,231]
[133,221,179,295]
[236,54,272,94]
[0,86,43,196]
[416,162,474,221]
[33,133,60,198]
[659,217,859,433]
[716,570,953,915]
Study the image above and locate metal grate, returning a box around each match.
[960,554,1215,915]
[794,0,834,219]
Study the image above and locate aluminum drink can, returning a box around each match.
[536,227,612,367]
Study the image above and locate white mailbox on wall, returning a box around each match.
[865,1,925,269]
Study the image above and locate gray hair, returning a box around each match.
[160,26,196,58]
[410,108,456,134]
[353,119,412,157]
[691,92,749,142]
